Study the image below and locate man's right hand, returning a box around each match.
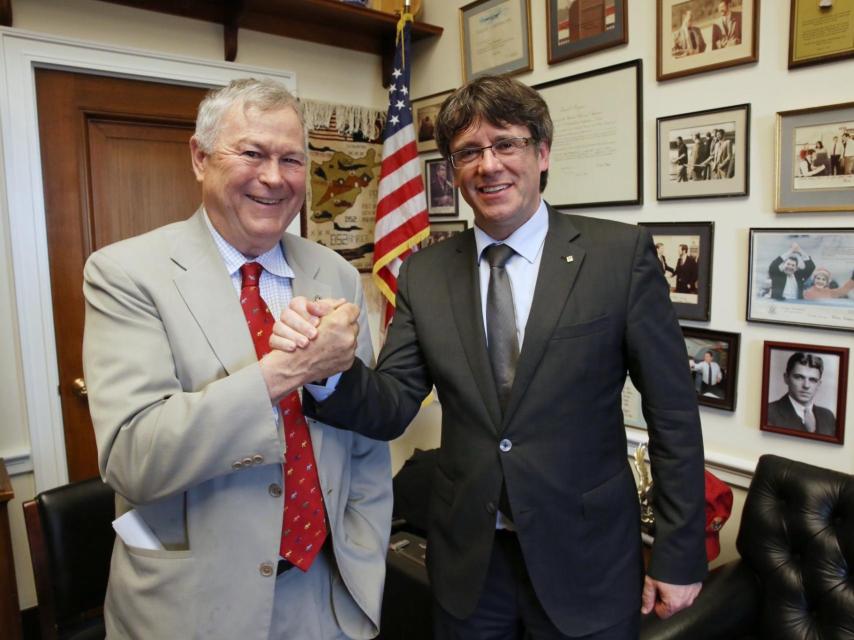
[260,297,360,403]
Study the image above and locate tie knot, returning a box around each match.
[240,262,263,289]
[483,243,516,268]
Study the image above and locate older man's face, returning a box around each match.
[191,102,306,257]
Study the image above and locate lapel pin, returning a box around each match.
[562,255,574,263]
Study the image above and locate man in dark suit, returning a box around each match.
[674,244,699,294]
[276,75,707,639]
[768,242,815,300]
[767,352,836,435]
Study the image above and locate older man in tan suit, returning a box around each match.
[83,78,391,639]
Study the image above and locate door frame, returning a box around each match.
[0,27,297,491]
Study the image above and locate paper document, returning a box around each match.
[112,509,165,550]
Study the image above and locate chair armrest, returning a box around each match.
[639,559,760,640]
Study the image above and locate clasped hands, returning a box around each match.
[258,296,359,403]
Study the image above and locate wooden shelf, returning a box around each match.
[93,0,443,75]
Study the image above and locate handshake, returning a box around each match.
[259,296,361,403]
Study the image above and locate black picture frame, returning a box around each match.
[640,221,714,321]
[422,220,468,249]
[534,59,642,209]
[682,326,740,411]
[424,157,458,217]
[656,104,750,201]
[760,341,848,445]
[746,228,854,333]
[546,0,628,65]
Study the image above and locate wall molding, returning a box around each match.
[0,449,33,477]
[626,428,755,490]
[0,27,296,492]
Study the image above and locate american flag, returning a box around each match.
[372,12,430,329]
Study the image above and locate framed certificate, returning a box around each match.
[460,0,533,81]
[789,0,854,69]
[546,0,628,65]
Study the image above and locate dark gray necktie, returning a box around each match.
[484,243,519,413]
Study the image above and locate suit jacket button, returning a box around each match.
[242,457,253,467]
[259,562,275,577]
[486,502,497,514]
[232,461,242,470]
[253,454,264,465]
[499,439,512,452]
[269,483,282,497]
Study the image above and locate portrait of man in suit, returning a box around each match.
[711,0,742,49]
[768,242,815,300]
[275,75,707,639]
[766,352,837,436]
[83,78,392,639]
[674,243,699,294]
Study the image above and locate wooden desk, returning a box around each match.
[0,459,23,640]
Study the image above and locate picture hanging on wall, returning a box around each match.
[639,221,714,321]
[460,0,533,81]
[746,228,854,332]
[788,0,854,69]
[422,220,468,249]
[760,341,848,445]
[657,0,759,81]
[656,104,750,201]
[424,157,458,217]
[412,90,453,154]
[775,101,854,213]
[546,0,628,65]
[682,326,740,411]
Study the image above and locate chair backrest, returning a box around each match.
[23,477,115,639]
[736,454,854,638]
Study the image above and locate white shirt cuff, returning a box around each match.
[304,373,342,401]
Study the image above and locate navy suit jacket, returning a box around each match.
[305,206,707,636]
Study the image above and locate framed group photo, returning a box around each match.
[412,90,453,154]
[682,327,740,411]
[422,220,468,249]
[760,341,848,445]
[546,0,628,65]
[747,228,854,332]
[640,221,714,321]
[789,0,854,69]
[657,0,759,81]
[460,0,532,82]
[535,59,642,209]
[657,104,750,201]
[774,101,854,213]
[424,157,458,216]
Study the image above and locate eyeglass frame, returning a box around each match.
[448,136,538,169]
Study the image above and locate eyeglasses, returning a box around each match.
[448,137,536,169]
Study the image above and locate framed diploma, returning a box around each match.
[534,59,642,208]
[460,0,533,81]
[789,0,854,69]
[546,0,628,65]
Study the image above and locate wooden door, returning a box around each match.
[36,69,208,482]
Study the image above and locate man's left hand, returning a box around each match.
[641,576,702,619]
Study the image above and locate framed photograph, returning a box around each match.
[746,228,854,332]
[422,220,468,249]
[760,341,848,445]
[640,221,714,321]
[546,0,628,65]
[424,157,458,216]
[535,59,642,209]
[657,104,750,201]
[622,375,646,429]
[460,0,533,81]
[682,326,740,411]
[412,90,453,154]
[789,0,854,69]
[774,101,854,213]
[657,0,759,81]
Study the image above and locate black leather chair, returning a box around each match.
[640,454,854,640]
[23,477,115,640]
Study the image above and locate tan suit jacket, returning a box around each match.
[83,209,391,639]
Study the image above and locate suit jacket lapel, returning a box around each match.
[448,232,503,427]
[503,206,585,425]
[171,208,255,377]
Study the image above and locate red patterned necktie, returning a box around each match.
[239,262,327,571]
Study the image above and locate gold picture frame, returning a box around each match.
[789,0,854,69]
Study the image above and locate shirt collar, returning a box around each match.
[474,199,549,265]
[203,208,294,279]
